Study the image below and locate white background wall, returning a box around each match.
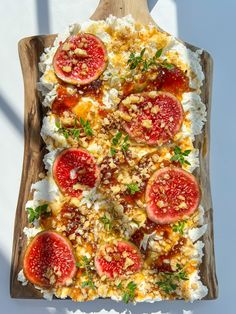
[0,0,235,313]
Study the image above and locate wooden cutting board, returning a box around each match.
[10,0,218,299]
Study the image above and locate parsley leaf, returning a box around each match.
[126,183,140,195]
[117,283,122,289]
[26,204,50,223]
[127,48,163,72]
[161,59,174,69]
[110,147,117,156]
[121,135,130,153]
[77,256,95,289]
[80,117,93,136]
[172,220,186,235]
[122,281,137,303]
[170,146,191,165]
[155,48,163,58]
[110,132,130,156]
[112,131,122,146]
[128,48,146,70]
[99,214,112,230]
[157,266,188,294]
[55,119,80,140]
[81,280,95,289]
[76,256,91,269]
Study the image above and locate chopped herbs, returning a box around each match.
[122,281,137,303]
[126,183,140,195]
[157,265,188,294]
[55,118,80,140]
[26,204,50,223]
[110,147,117,156]
[80,117,93,136]
[99,214,112,230]
[56,118,93,139]
[81,280,95,289]
[170,146,191,165]
[172,220,186,235]
[121,135,130,153]
[155,48,163,58]
[117,283,122,289]
[110,132,130,156]
[161,59,174,70]
[127,48,146,70]
[76,256,91,269]
[127,48,173,72]
[112,131,122,146]
[77,256,95,290]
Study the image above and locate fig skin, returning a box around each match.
[53,33,108,85]
[95,240,143,279]
[119,91,184,146]
[145,167,201,224]
[52,148,101,198]
[23,230,77,288]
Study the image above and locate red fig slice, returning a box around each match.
[53,33,107,85]
[53,148,100,197]
[23,230,76,288]
[119,91,183,145]
[146,167,200,224]
[95,240,143,279]
[53,148,100,198]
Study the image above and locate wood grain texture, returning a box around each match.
[10,0,218,300]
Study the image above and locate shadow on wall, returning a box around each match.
[0,93,23,137]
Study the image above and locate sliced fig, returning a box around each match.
[146,167,200,224]
[119,91,183,145]
[23,230,76,288]
[53,33,107,85]
[95,240,143,278]
[53,148,100,198]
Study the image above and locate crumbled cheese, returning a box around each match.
[31,177,60,202]
[41,115,69,151]
[188,224,208,242]
[17,270,28,286]
[102,88,120,109]
[23,226,42,239]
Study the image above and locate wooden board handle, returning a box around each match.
[91,0,154,24]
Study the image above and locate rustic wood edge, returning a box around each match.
[10,34,218,300]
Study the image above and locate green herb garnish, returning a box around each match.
[110,132,130,156]
[81,280,95,289]
[112,131,122,146]
[122,281,137,303]
[172,220,186,235]
[121,135,130,153]
[110,147,117,156]
[26,204,50,223]
[99,214,112,230]
[127,48,164,72]
[170,146,191,165]
[117,283,122,289]
[161,59,174,70]
[55,118,80,140]
[80,117,93,136]
[77,256,95,290]
[126,183,140,195]
[157,265,188,294]
[128,48,146,70]
[76,256,91,269]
